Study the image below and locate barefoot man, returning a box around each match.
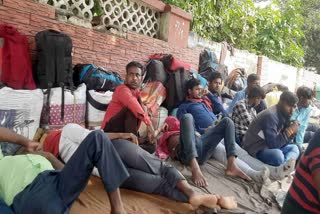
[176,78,250,187]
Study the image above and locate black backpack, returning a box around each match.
[73,64,123,91]
[198,49,228,80]
[143,60,167,84]
[34,29,74,122]
[165,68,192,112]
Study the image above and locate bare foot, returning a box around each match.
[226,163,252,181]
[192,168,208,187]
[189,193,221,209]
[218,196,237,209]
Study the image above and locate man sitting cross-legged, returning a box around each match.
[242,91,300,166]
[176,78,250,187]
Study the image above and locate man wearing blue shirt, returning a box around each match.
[242,91,300,166]
[291,86,313,148]
[227,74,266,114]
[177,78,250,186]
[206,72,228,117]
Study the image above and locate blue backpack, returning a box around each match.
[73,64,123,91]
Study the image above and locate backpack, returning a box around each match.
[143,60,167,84]
[198,50,228,80]
[165,68,192,112]
[73,64,123,91]
[0,24,36,89]
[34,29,74,122]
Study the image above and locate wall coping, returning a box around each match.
[164,4,193,21]
[139,0,166,11]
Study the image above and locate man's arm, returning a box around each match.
[0,127,40,152]
[261,115,290,149]
[117,86,151,125]
[295,110,312,145]
[206,92,228,116]
[105,132,139,145]
[237,104,254,127]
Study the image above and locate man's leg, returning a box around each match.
[111,139,188,202]
[104,107,138,134]
[212,143,269,183]
[200,117,250,180]
[0,197,13,214]
[58,131,129,211]
[256,148,285,166]
[281,144,299,162]
[178,114,207,187]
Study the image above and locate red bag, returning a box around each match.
[149,54,191,72]
[0,24,36,89]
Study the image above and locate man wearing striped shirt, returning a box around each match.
[282,129,320,213]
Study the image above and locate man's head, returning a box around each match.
[186,78,203,99]
[125,61,144,89]
[247,74,260,90]
[247,85,265,107]
[278,91,298,119]
[208,72,223,94]
[296,86,313,108]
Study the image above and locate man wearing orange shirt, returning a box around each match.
[101,61,155,151]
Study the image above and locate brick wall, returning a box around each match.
[0,0,201,77]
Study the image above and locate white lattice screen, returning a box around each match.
[37,0,161,38]
[100,0,160,38]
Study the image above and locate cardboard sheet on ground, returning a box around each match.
[71,159,281,214]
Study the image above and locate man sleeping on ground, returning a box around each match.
[43,123,238,211]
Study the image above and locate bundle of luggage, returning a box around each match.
[0,23,253,139]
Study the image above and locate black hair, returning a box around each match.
[248,85,265,99]
[280,91,298,106]
[247,73,259,84]
[186,78,201,95]
[126,61,144,74]
[208,72,223,83]
[296,86,313,100]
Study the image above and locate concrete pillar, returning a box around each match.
[160,5,192,48]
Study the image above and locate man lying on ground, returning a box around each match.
[176,78,251,187]
[43,123,238,211]
[101,61,156,152]
[282,129,320,214]
[242,91,300,166]
[0,127,129,214]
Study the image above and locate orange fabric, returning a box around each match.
[101,84,151,129]
[70,176,193,214]
[43,130,62,157]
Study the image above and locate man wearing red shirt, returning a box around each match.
[101,61,155,150]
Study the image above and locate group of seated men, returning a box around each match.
[0,61,319,214]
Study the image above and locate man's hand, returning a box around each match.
[25,141,42,153]
[289,121,300,134]
[121,133,139,145]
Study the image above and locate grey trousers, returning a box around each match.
[112,139,188,203]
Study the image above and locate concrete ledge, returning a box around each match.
[164,4,193,21]
[140,0,166,11]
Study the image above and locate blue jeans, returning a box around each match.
[178,114,236,165]
[256,144,300,166]
[12,131,130,214]
[0,197,13,214]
